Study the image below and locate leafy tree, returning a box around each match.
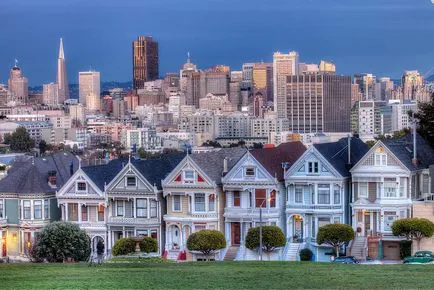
[365,140,376,148]
[316,224,354,257]
[39,140,48,155]
[202,140,222,148]
[187,230,226,260]
[413,100,434,145]
[31,222,90,262]
[3,127,34,152]
[245,226,286,254]
[252,142,263,149]
[392,218,434,251]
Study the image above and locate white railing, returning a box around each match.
[108,216,159,225]
[189,212,218,219]
[224,207,280,217]
[286,204,342,210]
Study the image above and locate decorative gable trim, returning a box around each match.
[56,168,104,199]
[105,162,154,193]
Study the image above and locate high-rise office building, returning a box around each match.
[8,63,28,104]
[57,38,69,103]
[319,60,336,73]
[133,36,159,90]
[180,53,197,92]
[242,63,254,88]
[354,73,376,100]
[252,62,273,103]
[286,73,351,133]
[42,82,59,105]
[401,70,423,100]
[79,71,100,108]
[273,51,299,118]
[377,77,394,101]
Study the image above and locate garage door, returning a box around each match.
[383,241,400,260]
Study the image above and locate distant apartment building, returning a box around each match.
[42,83,59,106]
[391,101,418,132]
[354,73,376,100]
[199,93,236,112]
[351,100,392,137]
[319,60,336,73]
[252,62,273,103]
[133,36,159,90]
[121,127,162,152]
[79,71,101,110]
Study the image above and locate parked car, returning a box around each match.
[403,251,434,264]
[332,256,359,264]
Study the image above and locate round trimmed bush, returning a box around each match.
[140,237,158,253]
[32,222,90,262]
[112,238,136,256]
[245,225,286,252]
[299,248,313,261]
[187,230,226,256]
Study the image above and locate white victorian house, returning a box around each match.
[221,142,306,261]
[284,137,368,262]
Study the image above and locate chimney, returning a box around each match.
[48,170,57,186]
[412,120,418,166]
[223,157,228,174]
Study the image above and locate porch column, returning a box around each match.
[132,198,136,218]
[304,215,308,241]
[225,222,230,245]
[78,204,82,222]
[314,183,318,204]
[107,230,111,254]
[167,226,172,249]
[369,211,374,236]
[376,211,380,234]
[65,203,68,221]
[0,231,3,257]
[362,211,365,236]
[181,226,186,250]
[21,231,24,255]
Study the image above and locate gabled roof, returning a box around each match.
[82,154,185,191]
[0,152,79,194]
[189,148,247,184]
[314,137,369,177]
[382,133,434,171]
[250,142,306,181]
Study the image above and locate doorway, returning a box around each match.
[231,222,240,245]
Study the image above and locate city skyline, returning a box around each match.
[1,0,434,85]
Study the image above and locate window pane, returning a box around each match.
[77,182,86,191]
[44,199,49,219]
[233,191,240,207]
[195,193,205,212]
[24,201,31,219]
[82,205,88,221]
[117,201,124,216]
[184,170,194,179]
[318,184,330,204]
[334,186,340,204]
[255,189,266,208]
[295,187,303,203]
[97,205,104,221]
[127,177,136,187]
[150,200,157,218]
[34,201,42,219]
[269,190,276,207]
[209,194,215,211]
[245,168,255,177]
[137,198,147,217]
[68,203,78,221]
[0,200,3,218]
[173,196,181,211]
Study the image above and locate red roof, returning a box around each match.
[251,142,306,181]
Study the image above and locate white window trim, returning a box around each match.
[76,181,88,194]
[358,182,368,198]
[383,179,398,198]
[183,170,195,184]
[33,200,43,220]
[244,167,256,178]
[172,195,182,212]
[307,161,319,174]
[193,193,206,213]
[294,186,303,204]
[208,194,216,212]
[374,153,387,166]
[126,176,137,188]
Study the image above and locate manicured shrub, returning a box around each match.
[32,222,90,262]
[399,240,412,259]
[140,237,158,253]
[187,230,226,257]
[245,226,286,252]
[299,248,313,261]
[392,218,434,251]
[112,238,136,256]
[317,224,354,257]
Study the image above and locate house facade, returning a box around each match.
[0,152,77,259]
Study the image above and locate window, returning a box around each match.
[374,148,387,166]
[333,217,340,224]
[359,182,368,198]
[308,162,319,173]
[255,189,266,208]
[194,193,206,212]
[195,224,206,232]
[126,176,136,187]
[233,191,241,207]
[116,201,124,216]
[81,205,88,221]
[34,200,42,219]
[209,194,215,211]
[44,199,49,219]
[295,187,303,203]
[151,230,158,241]
[23,200,31,219]
[383,211,397,231]
[150,200,157,218]
[172,196,181,212]
[384,178,397,198]
[68,203,78,221]
[245,167,255,177]
[269,190,276,208]
[184,170,194,183]
[77,182,87,192]
[97,205,104,221]
[334,186,340,204]
[318,217,331,228]
[399,177,405,198]
[137,199,147,217]
[137,230,148,237]
[317,184,330,204]
[0,200,4,218]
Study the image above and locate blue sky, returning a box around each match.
[1,0,434,85]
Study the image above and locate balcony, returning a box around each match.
[189,212,218,219]
[286,204,343,211]
[224,207,280,218]
[107,216,160,225]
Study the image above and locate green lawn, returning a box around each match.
[1,261,434,289]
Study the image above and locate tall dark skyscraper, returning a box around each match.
[132,36,159,90]
[286,73,351,133]
[57,38,69,103]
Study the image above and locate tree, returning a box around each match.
[187,230,226,260]
[316,224,354,257]
[3,127,34,152]
[365,140,376,148]
[39,140,48,155]
[392,218,434,251]
[140,237,158,253]
[413,100,434,146]
[252,142,263,149]
[31,222,91,262]
[245,226,286,254]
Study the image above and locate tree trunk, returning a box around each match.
[335,245,340,257]
[417,239,421,251]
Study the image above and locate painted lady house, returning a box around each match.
[162,148,246,261]
[221,142,306,260]
[284,137,368,261]
[349,133,434,261]
[0,152,77,260]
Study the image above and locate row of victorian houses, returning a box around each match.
[0,133,433,262]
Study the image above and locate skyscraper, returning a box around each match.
[354,73,376,101]
[133,36,159,90]
[8,62,28,104]
[402,70,423,100]
[273,51,299,118]
[79,71,101,111]
[57,38,69,103]
[42,82,59,105]
[252,62,273,103]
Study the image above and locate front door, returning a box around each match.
[364,212,371,236]
[231,222,240,245]
[1,236,6,256]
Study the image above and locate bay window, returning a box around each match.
[269,190,276,208]
[34,200,42,219]
[173,195,181,212]
[359,182,368,198]
[150,200,157,218]
[137,199,147,217]
[233,191,240,207]
[209,194,215,211]
[194,193,206,212]
[384,178,397,198]
[255,189,266,208]
[44,199,49,219]
[295,186,303,203]
[334,185,340,204]
[23,200,31,219]
[317,184,330,204]
[116,201,124,216]
[383,211,397,231]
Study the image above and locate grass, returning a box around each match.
[1,261,434,289]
